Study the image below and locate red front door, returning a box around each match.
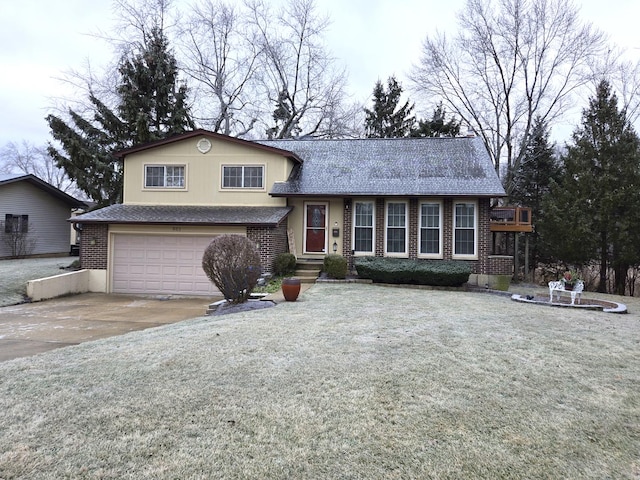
[305,204,327,253]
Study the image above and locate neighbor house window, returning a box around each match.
[145,165,185,188]
[454,202,477,257]
[4,214,28,234]
[385,201,407,255]
[353,201,374,253]
[222,165,264,188]
[419,202,442,257]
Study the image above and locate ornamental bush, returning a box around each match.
[274,252,297,276]
[355,257,471,287]
[202,235,262,304]
[323,254,348,279]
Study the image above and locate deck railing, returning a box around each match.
[489,207,533,232]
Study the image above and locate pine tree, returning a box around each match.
[364,76,415,138]
[46,28,194,207]
[410,102,461,137]
[545,80,640,294]
[510,116,560,271]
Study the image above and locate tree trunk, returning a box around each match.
[598,231,608,293]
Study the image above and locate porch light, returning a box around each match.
[333,241,338,253]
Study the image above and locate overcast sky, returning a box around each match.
[1,0,639,148]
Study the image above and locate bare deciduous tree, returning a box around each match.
[179,0,261,136]
[410,0,606,196]
[247,0,353,139]
[0,141,78,194]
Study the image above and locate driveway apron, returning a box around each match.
[0,293,216,362]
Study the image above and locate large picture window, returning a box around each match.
[385,201,407,255]
[222,165,264,189]
[144,165,185,188]
[454,202,476,257]
[419,202,441,256]
[353,201,374,253]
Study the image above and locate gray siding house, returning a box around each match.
[0,174,87,258]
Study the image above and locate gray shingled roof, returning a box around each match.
[258,136,506,197]
[71,204,293,226]
[0,173,87,208]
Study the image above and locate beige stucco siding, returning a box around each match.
[123,135,293,207]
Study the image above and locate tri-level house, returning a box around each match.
[71,129,510,296]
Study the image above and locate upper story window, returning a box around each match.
[222,165,264,189]
[353,201,375,253]
[419,202,442,257]
[454,202,477,258]
[145,165,185,188]
[385,201,408,255]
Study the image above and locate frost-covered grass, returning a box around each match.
[0,256,77,306]
[0,283,638,479]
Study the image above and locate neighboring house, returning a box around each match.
[71,130,509,296]
[0,174,87,258]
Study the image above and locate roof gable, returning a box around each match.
[258,137,506,197]
[114,129,303,164]
[0,174,87,208]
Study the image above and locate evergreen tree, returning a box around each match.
[46,28,194,207]
[410,102,461,137]
[510,116,560,271]
[545,80,640,294]
[364,76,415,138]
[117,27,194,144]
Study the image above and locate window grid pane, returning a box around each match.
[165,166,184,187]
[223,166,243,188]
[454,203,475,255]
[145,166,164,187]
[420,203,440,254]
[386,203,406,253]
[243,166,263,188]
[354,202,374,252]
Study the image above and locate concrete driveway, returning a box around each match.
[0,293,217,362]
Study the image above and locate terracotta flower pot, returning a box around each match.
[281,277,301,301]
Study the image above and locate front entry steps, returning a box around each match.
[294,258,323,283]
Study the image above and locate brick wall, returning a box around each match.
[488,255,514,275]
[247,221,288,274]
[342,198,352,257]
[408,198,418,259]
[340,197,496,276]
[80,223,108,270]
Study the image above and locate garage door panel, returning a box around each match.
[112,234,221,296]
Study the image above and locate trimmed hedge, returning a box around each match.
[355,257,471,287]
[323,254,348,279]
[274,253,297,276]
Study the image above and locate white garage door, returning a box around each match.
[112,234,220,296]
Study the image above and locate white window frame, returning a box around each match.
[418,200,443,259]
[352,200,375,255]
[144,164,186,189]
[384,200,408,257]
[221,164,265,190]
[452,200,478,259]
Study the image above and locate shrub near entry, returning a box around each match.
[202,235,262,304]
[355,257,471,287]
[323,254,348,279]
[274,253,297,276]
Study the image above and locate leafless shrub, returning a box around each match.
[202,234,261,304]
[0,221,36,258]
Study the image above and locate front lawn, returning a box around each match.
[0,284,638,479]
